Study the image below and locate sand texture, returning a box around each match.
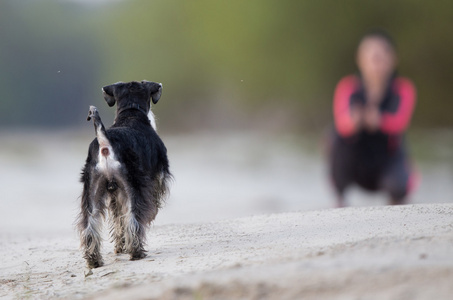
[1,204,452,300]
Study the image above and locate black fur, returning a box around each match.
[77,80,171,268]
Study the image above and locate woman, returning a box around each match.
[330,30,417,207]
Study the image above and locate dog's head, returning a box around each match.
[102,80,162,114]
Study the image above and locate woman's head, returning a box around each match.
[356,30,397,80]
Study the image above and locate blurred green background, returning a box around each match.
[0,0,452,132]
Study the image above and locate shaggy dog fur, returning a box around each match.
[77,80,171,268]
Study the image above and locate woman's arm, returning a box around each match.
[333,75,361,137]
[380,78,416,134]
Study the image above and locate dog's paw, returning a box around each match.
[87,106,99,121]
[86,258,104,269]
[85,251,104,268]
[130,251,147,261]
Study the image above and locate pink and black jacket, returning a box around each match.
[333,73,416,153]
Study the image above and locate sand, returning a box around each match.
[1,204,452,300]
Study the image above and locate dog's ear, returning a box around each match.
[102,83,118,107]
[142,81,163,104]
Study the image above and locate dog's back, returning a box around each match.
[87,108,170,205]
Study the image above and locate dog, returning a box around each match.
[77,80,171,268]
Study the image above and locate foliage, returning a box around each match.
[1,0,452,130]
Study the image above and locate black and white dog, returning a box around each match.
[77,80,171,268]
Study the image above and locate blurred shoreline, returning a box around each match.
[1,129,452,238]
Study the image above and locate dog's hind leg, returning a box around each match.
[122,188,154,260]
[109,194,126,254]
[77,170,106,268]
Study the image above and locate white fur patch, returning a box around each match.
[96,127,109,147]
[95,127,121,175]
[148,109,157,131]
[96,150,121,175]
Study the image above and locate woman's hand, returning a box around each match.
[363,105,381,132]
[350,104,363,131]
[349,103,381,133]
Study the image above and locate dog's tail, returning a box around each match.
[87,106,112,157]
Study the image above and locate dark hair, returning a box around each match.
[359,29,397,51]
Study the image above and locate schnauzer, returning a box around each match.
[77,80,171,268]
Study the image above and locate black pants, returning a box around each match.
[329,131,411,205]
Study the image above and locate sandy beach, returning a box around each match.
[1,204,452,299]
[1,131,453,299]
